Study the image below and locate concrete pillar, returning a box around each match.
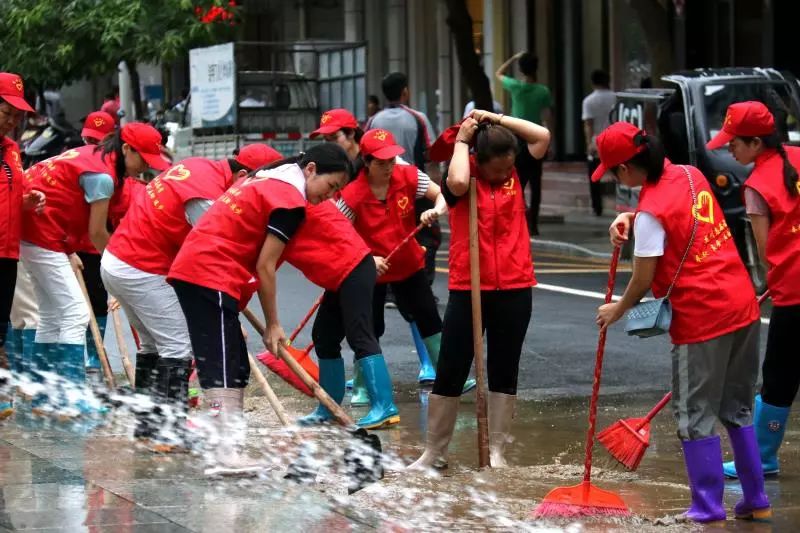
[118,61,133,124]
[510,0,529,56]
[344,0,365,42]
[363,0,386,100]
[482,0,494,85]
[436,0,454,130]
[558,0,582,156]
[387,0,408,74]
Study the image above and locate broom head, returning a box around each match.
[257,345,318,397]
[597,417,651,471]
[531,480,629,519]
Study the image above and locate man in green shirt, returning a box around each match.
[496,52,553,235]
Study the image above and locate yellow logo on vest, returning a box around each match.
[162,164,191,181]
[54,149,80,161]
[692,190,714,224]
[397,195,409,211]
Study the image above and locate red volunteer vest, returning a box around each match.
[280,200,371,291]
[168,175,306,301]
[1,137,25,259]
[745,147,800,306]
[109,158,237,275]
[638,162,759,344]
[74,176,145,255]
[447,157,535,290]
[22,146,117,253]
[339,164,425,283]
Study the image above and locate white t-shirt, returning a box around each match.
[581,89,617,136]
[633,212,667,257]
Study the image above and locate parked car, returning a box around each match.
[611,67,800,292]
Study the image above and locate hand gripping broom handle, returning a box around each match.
[583,241,622,484]
[632,290,772,432]
[286,222,425,343]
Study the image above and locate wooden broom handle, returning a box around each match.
[469,177,490,468]
[111,308,135,387]
[247,352,291,426]
[75,268,116,390]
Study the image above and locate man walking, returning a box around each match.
[496,52,553,235]
[581,69,616,216]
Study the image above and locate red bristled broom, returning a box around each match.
[597,290,771,471]
[532,232,629,519]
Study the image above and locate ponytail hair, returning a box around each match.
[746,133,799,197]
[94,129,126,184]
[474,122,518,164]
[253,142,352,177]
[613,131,666,183]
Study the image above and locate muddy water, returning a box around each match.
[247,382,799,532]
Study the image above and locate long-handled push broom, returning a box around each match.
[597,290,772,471]
[532,236,629,518]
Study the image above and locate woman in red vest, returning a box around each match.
[167,144,350,475]
[102,144,281,451]
[20,122,167,417]
[338,129,476,395]
[705,101,800,483]
[595,122,768,523]
[313,109,449,394]
[71,110,116,379]
[0,73,45,419]
[409,110,549,470]
[283,198,401,429]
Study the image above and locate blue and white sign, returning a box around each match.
[189,42,236,128]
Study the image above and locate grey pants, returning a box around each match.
[671,320,761,440]
[100,266,192,360]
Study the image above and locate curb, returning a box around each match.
[439,227,615,260]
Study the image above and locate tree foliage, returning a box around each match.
[0,0,237,90]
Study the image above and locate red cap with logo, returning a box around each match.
[590,122,647,182]
[81,111,116,142]
[360,128,406,160]
[234,143,283,170]
[0,72,34,113]
[706,101,775,150]
[120,122,170,171]
[310,108,359,138]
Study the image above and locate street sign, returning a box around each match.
[189,42,236,128]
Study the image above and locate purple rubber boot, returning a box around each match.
[681,436,726,523]
[728,425,772,520]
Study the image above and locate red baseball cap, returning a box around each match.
[706,101,775,150]
[120,122,170,171]
[234,143,283,170]
[310,108,358,138]
[590,122,647,182]
[360,128,405,160]
[0,72,34,113]
[81,111,116,142]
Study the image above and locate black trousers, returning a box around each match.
[432,288,532,397]
[312,256,382,361]
[761,304,800,407]
[172,279,249,389]
[77,252,108,319]
[587,158,604,216]
[515,138,543,235]
[373,269,442,339]
[0,258,17,347]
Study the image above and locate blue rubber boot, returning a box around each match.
[723,395,789,478]
[21,329,36,375]
[681,436,727,524]
[350,362,369,406]
[298,358,345,425]
[355,354,400,429]
[422,331,477,394]
[29,342,59,413]
[59,343,107,417]
[5,324,23,373]
[85,315,106,372]
[411,323,436,384]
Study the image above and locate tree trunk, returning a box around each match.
[629,0,675,85]
[125,60,144,120]
[444,0,493,112]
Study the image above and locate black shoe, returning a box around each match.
[149,357,192,452]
